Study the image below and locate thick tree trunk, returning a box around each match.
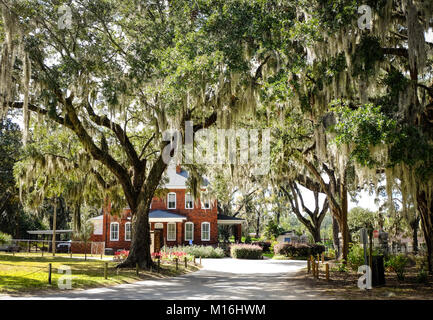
[411,217,419,254]
[417,190,433,274]
[312,226,321,243]
[332,215,340,257]
[118,199,153,269]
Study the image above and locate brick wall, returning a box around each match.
[101,189,219,249]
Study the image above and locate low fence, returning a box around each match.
[0,239,105,256]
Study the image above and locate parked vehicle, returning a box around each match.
[56,242,71,253]
[0,243,20,252]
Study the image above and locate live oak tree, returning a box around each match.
[1,0,293,268]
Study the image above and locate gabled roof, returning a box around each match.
[163,164,209,189]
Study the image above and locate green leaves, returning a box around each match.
[332,102,397,168]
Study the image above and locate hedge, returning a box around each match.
[230,244,263,259]
[273,243,325,258]
[251,241,272,253]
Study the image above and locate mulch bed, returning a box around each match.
[288,262,433,300]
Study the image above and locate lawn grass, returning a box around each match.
[0,252,200,294]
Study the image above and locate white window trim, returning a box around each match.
[167,192,176,209]
[185,193,194,209]
[167,223,177,241]
[185,222,194,241]
[125,222,132,241]
[201,198,211,209]
[201,222,210,241]
[110,222,119,241]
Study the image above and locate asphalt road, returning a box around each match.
[0,258,330,300]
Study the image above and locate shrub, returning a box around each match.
[161,245,224,258]
[0,232,12,245]
[230,244,263,259]
[385,254,409,281]
[252,241,272,253]
[244,235,252,244]
[347,244,365,271]
[273,243,325,258]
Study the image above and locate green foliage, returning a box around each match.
[263,220,284,240]
[385,254,409,281]
[0,232,12,245]
[273,243,325,258]
[244,235,252,244]
[230,244,263,259]
[162,245,224,259]
[347,244,366,271]
[332,102,397,168]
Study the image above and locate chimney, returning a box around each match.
[176,165,182,174]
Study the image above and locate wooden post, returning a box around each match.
[184,257,187,269]
[325,263,329,281]
[311,259,315,276]
[104,262,108,279]
[193,256,196,265]
[321,252,325,263]
[199,256,202,266]
[70,250,72,259]
[48,263,52,284]
[315,262,319,279]
[175,258,179,271]
[136,263,139,276]
[307,259,311,273]
[157,257,161,273]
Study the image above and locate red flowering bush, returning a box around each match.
[152,251,193,262]
[113,250,129,261]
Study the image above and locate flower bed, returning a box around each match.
[161,245,224,258]
[113,250,129,262]
[152,251,194,263]
[230,244,263,259]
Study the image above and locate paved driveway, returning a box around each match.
[0,258,330,300]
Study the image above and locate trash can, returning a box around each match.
[371,255,386,286]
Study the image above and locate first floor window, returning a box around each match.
[201,222,210,241]
[125,222,132,241]
[185,193,194,209]
[110,223,119,241]
[185,222,194,241]
[167,223,176,241]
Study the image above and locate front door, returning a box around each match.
[154,229,163,253]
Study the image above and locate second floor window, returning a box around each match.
[201,198,211,209]
[185,193,194,209]
[168,193,176,209]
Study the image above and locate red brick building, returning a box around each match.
[88,165,244,253]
